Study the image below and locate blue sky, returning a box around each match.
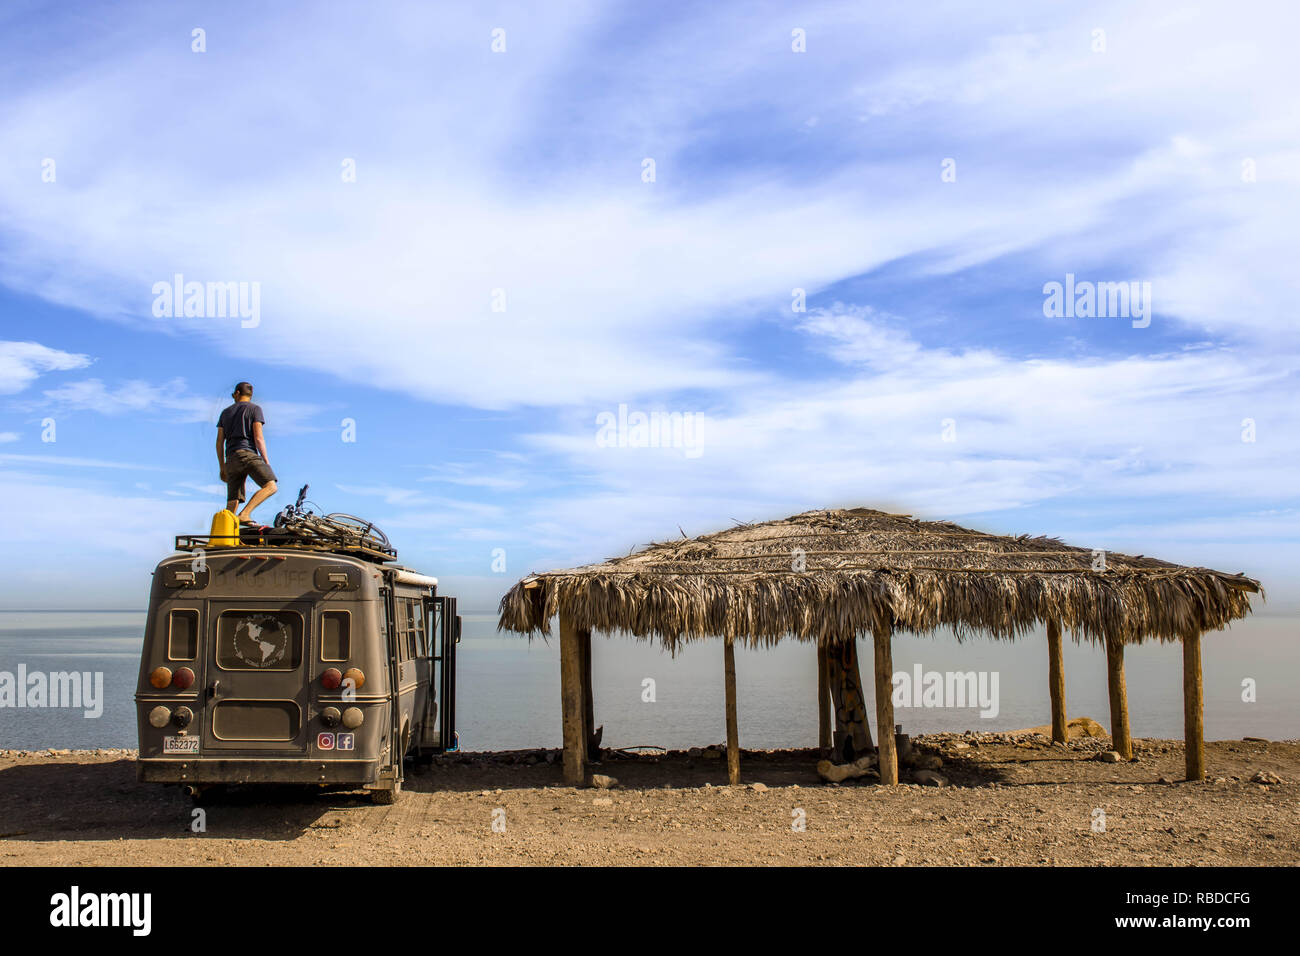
[0,0,1297,610]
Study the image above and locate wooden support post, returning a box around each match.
[558,612,587,786]
[1105,638,1133,760]
[1047,618,1067,744]
[845,639,874,753]
[827,646,847,757]
[828,639,873,761]
[724,639,740,785]
[578,627,596,759]
[1183,631,1205,781]
[874,620,898,785]
[816,644,831,757]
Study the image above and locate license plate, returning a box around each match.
[163,736,200,754]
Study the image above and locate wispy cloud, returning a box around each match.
[514,303,1297,572]
[171,480,226,497]
[40,377,213,421]
[0,1,1296,607]
[333,483,429,507]
[3,3,1295,411]
[0,452,173,471]
[0,341,90,394]
[30,374,326,432]
[335,483,505,519]
[418,461,528,491]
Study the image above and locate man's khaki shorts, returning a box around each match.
[225,449,277,505]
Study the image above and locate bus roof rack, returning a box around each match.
[176,511,398,562]
[177,487,398,562]
[175,530,398,561]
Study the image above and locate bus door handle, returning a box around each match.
[208,680,221,700]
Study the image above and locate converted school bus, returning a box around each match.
[135,525,458,805]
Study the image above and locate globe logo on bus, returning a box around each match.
[230,614,289,667]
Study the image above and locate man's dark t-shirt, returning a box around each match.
[217,401,265,455]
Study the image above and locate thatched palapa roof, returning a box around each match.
[497,508,1261,649]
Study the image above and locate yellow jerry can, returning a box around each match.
[209,509,240,548]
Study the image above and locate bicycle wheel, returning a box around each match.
[321,513,390,549]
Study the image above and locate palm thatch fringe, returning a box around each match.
[497,508,1261,650]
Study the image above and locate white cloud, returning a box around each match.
[0,452,172,471]
[173,480,226,497]
[40,377,212,421]
[0,474,207,605]
[513,306,1298,573]
[333,483,428,507]
[36,376,325,431]
[797,306,931,369]
[0,1,1297,605]
[0,341,90,394]
[418,461,528,491]
[0,2,1296,412]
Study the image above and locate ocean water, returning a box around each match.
[0,610,1295,751]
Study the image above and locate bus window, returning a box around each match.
[394,598,408,661]
[321,610,350,661]
[406,598,419,657]
[215,610,302,671]
[168,608,199,661]
[404,598,419,660]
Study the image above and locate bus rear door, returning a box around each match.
[202,601,312,753]
[417,595,459,752]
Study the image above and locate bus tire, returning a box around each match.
[371,780,401,805]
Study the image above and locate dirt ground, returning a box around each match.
[1,733,1296,866]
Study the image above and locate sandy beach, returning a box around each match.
[1,732,1295,867]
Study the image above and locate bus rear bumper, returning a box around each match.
[137,757,382,786]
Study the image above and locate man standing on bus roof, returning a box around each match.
[216,381,278,524]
